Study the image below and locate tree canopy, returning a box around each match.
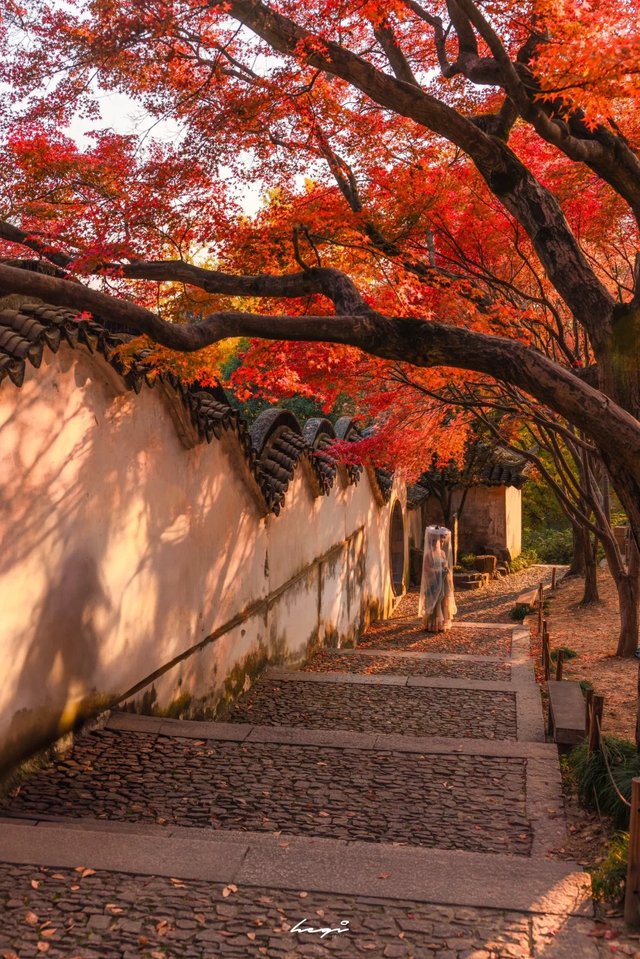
[1,0,640,528]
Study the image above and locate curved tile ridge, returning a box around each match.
[0,301,121,388]
[334,416,365,486]
[0,300,384,515]
[250,410,368,515]
[303,418,339,493]
[335,416,394,503]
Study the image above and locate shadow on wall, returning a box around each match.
[5,551,108,768]
[0,350,261,772]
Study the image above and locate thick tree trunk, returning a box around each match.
[618,541,640,657]
[569,521,586,576]
[579,529,600,605]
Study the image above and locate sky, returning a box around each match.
[64,86,265,218]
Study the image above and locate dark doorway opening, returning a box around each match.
[389,501,405,595]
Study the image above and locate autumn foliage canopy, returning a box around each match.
[1,0,640,487]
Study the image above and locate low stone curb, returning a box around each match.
[0,820,590,917]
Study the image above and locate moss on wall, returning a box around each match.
[0,691,113,780]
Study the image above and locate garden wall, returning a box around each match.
[0,304,407,772]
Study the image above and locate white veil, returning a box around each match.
[418,525,457,631]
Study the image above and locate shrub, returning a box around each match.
[510,548,540,573]
[522,528,574,564]
[550,646,578,662]
[590,833,629,904]
[566,737,640,828]
[459,552,476,570]
[510,603,532,621]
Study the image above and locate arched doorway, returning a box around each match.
[389,501,405,595]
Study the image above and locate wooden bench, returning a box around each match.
[516,588,539,608]
[547,680,587,746]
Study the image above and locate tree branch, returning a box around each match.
[1,261,638,473]
[222,0,616,349]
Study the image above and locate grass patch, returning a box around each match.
[565,737,640,828]
[510,603,532,621]
[550,646,578,662]
[510,548,540,573]
[589,832,629,904]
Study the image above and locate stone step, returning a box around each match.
[226,674,522,741]
[2,717,565,859]
[106,711,558,758]
[358,621,514,657]
[302,648,513,681]
[264,666,518,691]
[0,819,591,917]
[2,726,537,856]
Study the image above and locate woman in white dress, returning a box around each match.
[418,525,457,632]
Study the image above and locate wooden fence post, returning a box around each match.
[624,777,640,925]
[551,567,557,591]
[537,583,543,634]
[585,688,594,737]
[555,649,564,682]
[588,695,605,754]
[543,634,551,682]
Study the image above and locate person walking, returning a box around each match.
[418,525,457,632]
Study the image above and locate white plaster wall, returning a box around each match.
[0,345,405,770]
[416,487,521,557]
[504,485,522,558]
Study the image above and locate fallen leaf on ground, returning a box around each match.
[25,911,39,926]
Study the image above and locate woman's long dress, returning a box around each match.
[418,526,457,632]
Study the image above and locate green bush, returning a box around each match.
[550,646,578,662]
[522,528,573,564]
[510,603,532,621]
[459,552,476,570]
[566,737,640,828]
[510,548,540,573]
[590,832,629,904]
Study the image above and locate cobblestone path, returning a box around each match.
[357,621,513,655]
[227,679,518,739]
[301,650,512,681]
[0,568,625,958]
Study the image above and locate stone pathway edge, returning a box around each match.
[0,820,590,917]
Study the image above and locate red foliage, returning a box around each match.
[1,0,638,472]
